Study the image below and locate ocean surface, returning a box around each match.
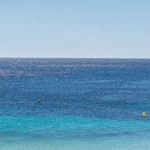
[0,58,150,150]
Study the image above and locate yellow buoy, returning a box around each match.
[141,112,146,117]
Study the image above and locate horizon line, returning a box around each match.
[0,57,150,59]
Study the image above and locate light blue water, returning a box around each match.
[0,58,150,150]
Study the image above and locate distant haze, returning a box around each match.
[0,0,150,58]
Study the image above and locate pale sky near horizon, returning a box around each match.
[0,0,149,58]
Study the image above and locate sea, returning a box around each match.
[0,58,150,150]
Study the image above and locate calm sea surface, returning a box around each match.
[0,58,150,150]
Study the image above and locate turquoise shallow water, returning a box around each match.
[1,116,150,150]
[0,58,150,149]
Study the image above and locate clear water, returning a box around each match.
[0,58,150,150]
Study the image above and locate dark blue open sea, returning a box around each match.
[0,58,150,150]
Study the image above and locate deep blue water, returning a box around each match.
[0,58,150,150]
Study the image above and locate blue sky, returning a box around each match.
[0,0,149,58]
